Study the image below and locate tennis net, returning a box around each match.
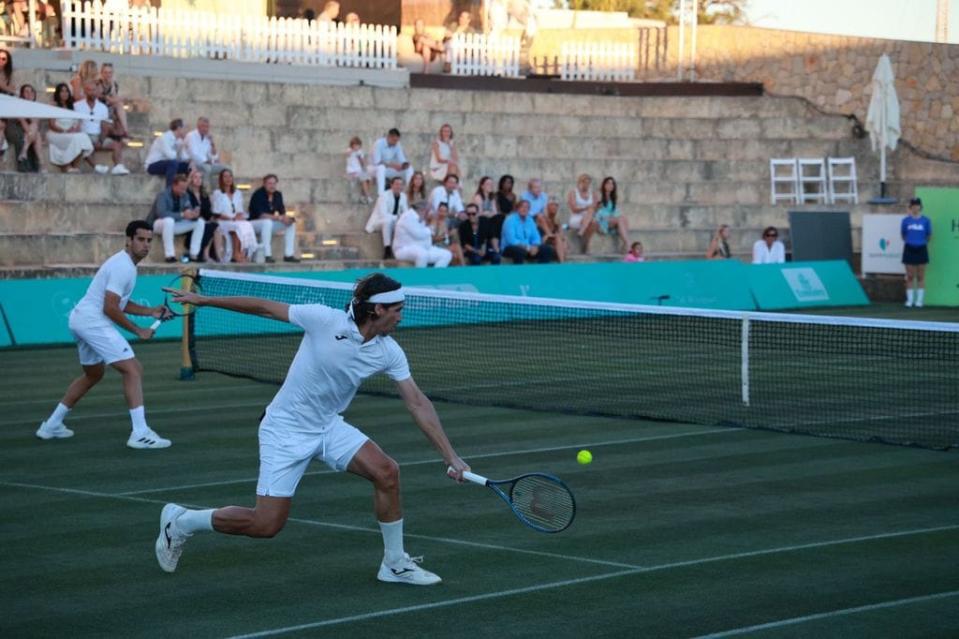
[192,269,959,450]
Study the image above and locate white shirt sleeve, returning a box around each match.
[772,241,785,263]
[449,191,464,214]
[104,261,135,308]
[185,130,207,165]
[371,138,385,166]
[288,304,335,332]
[382,339,411,381]
[429,186,445,212]
[211,190,233,217]
[394,143,407,165]
[752,240,764,264]
[232,191,245,216]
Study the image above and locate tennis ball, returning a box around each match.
[577,449,593,465]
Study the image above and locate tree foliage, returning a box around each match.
[562,0,748,25]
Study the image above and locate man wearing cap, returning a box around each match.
[901,197,932,308]
[154,273,470,586]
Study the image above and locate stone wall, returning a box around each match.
[661,25,959,161]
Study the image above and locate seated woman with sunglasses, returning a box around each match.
[752,226,785,264]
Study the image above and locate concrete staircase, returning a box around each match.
[1,67,957,275]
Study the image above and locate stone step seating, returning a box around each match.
[3,71,958,273]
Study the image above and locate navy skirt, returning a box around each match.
[902,244,929,265]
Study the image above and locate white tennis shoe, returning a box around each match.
[35,420,75,440]
[377,554,442,586]
[156,503,188,573]
[127,428,172,449]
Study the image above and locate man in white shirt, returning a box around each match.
[155,273,471,586]
[429,173,465,240]
[73,81,129,175]
[752,226,786,264]
[144,118,190,186]
[371,128,413,195]
[393,202,452,268]
[365,176,407,259]
[185,117,229,184]
[36,220,173,449]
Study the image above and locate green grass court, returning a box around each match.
[2,306,959,638]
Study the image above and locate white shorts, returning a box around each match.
[568,212,585,230]
[256,416,370,498]
[69,314,134,366]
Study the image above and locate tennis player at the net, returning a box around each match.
[156,273,470,585]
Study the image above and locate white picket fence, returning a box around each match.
[449,33,520,78]
[559,42,636,82]
[60,0,397,69]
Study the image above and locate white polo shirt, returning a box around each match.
[752,239,786,264]
[429,185,464,214]
[72,251,136,329]
[73,98,109,136]
[264,304,411,440]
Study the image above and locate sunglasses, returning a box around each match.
[466,212,477,216]
[765,233,778,238]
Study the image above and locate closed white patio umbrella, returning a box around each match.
[865,54,900,204]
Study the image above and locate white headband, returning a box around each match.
[367,289,405,304]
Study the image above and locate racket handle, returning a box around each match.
[448,466,488,485]
[149,319,162,331]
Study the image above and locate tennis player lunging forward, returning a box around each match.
[156,273,470,585]
[37,220,174,448]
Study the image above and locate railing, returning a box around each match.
[60,0,397,69]
[559,42,636,82]
[449,33,520,78]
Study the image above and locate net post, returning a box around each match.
[178,269,196,381]
[741,315,750,406]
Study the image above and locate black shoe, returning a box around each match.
[164,257,177,263]
[265,256,275,263]
[283,255,300,263]
[189,255,205,263]
[383,247,394,260]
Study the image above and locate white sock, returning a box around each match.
[906,288,915,305]
[176,508,215,536]
[379,519,405,564]
[129,406,149,435]
[917,288,925,305]
[47,402,70,425]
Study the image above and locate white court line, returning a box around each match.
[0,479,641,570]
[3,477,959,639]
[222,523,959,639]
[693,589,959,638]
[116,428,739,496]
[0,383,272,408]
[0,399,273,428]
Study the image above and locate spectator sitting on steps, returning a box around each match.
[148,174,205,263]
[185,117,229,186]
[393,202,452,268]
[371,128,413,195]
[501,199,556,264]
[248,173,300,263]
[752,226,785,264]
[144,118,190,186]
[366,176,408,260]
[73,81,129,175]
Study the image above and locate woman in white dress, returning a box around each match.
[566,173,599,254]
[428,123,460,182]
[47,83,93,173]
[212,169,257,263]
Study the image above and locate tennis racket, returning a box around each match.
[453,469,576,534]
[150,274,201,330]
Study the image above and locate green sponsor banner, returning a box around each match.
[278,261,757,309]
[748,260,869,310]
[915,187,959,307]
[0,275,178,346]
[0,260,867,347]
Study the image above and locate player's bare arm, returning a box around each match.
[123,300,171,319]
[103,291,154,340]
[164,289,289,322]
[395,376,469,480]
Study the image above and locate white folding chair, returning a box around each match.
[827,157,858,204]
[797,158,828,204]
[769,158,799,205]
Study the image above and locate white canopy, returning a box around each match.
[866,54,900,152]
[865,54,901,191]
[0,93,108,121]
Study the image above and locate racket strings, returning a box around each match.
[509,475,575,532]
